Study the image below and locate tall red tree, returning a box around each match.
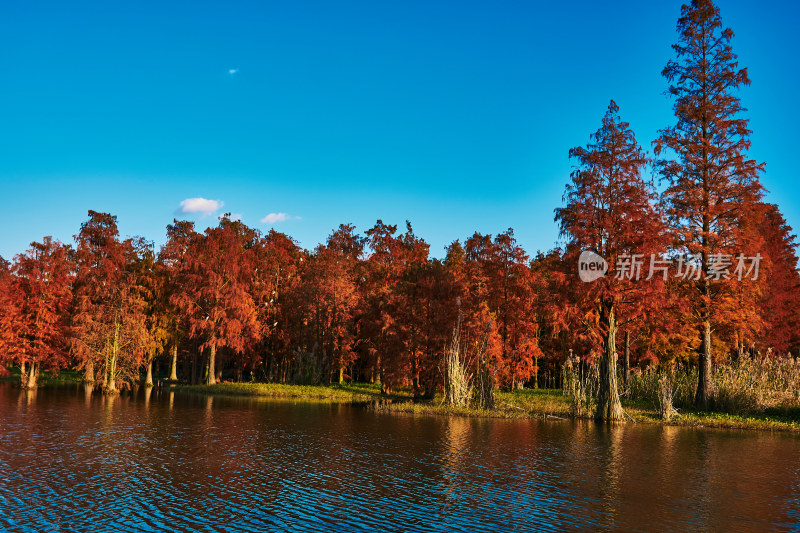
[463,230,540,389]
[72,211,151,392]
[656,0,764,407]
[360,220,401,391]
[159,220,199,381]
[9,238,74,388]
[301,225,363,383]
[252,229,301,383]
[359,221,429,393]
[173,216,260,385]
[556,100,665,420]
[131,238,168,387]
[394,222,431,397]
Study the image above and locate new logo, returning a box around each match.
[578,251,608,282]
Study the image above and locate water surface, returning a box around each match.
[1,385,798,531]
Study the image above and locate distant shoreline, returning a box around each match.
[4,372,799,433]
[170,382,800,434]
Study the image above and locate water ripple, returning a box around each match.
[0,385,799,532]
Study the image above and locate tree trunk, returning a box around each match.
[145,359,154,388]
[411,354,420,398]
[84,360,95,383]
[623,330,630,390]
[106,323,119,394]
[23,362,39,390]
[596,304,623,421]
[338,365,344,384]
[206,344,217,385]
[107,354,118,393]
[169,344,179,381]
[191,347,199,385]
[20,362,28,389]
[695,319,713,408]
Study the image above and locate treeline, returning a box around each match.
[0,199,797,399]
[0,213,550,394]
[2,0,800,419]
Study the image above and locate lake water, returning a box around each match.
[0,384,799,532]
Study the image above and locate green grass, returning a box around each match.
[369,389,572,420]
[618,398,800,432]
[0,368,83,385]
[171,381,388,402]
[173,383,573,420]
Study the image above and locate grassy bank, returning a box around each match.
[0,368,84,385]
[171,382,800,432]
[171,382,385,402]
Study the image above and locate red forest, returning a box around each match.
[1,0,798,420]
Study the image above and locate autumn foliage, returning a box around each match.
[0,0,797,412]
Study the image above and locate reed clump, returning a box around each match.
[444,320,472,409]
[562,351,598,418]
[628,355,800,415]
[712,353,800,413]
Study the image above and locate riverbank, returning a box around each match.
[5,369,799,432]
[172,382,800,433]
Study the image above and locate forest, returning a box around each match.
[1,0,799,421]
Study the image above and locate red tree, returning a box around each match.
[159,220,199,381]
[6,238,73,388]
[252,229,301,383]
[556,100,665,420]
[72,211,150,392]
[300,225,363,383]
[656,0,765,407]
[462,230,540,390]
[0,257,21,376]
[755,204,800,355]
[173,217,261,385]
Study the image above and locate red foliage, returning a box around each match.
[655,0,766,405]
[11,237,74,375]
[171,217,262,384]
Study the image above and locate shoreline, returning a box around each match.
[5,372,799,433]
[170,382,800,433]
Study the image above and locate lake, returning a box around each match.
[0,384,798,532]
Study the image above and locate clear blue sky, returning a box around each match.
[1,0,798,259]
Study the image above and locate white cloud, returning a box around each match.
[228,68,239,75]
[261,212,300,224]
[179,198,223,217]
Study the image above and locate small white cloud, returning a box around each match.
[179,198,223,217]
[261,212,300,224]
[228,68,238,75]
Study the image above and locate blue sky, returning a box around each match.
[1,0,798,259]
